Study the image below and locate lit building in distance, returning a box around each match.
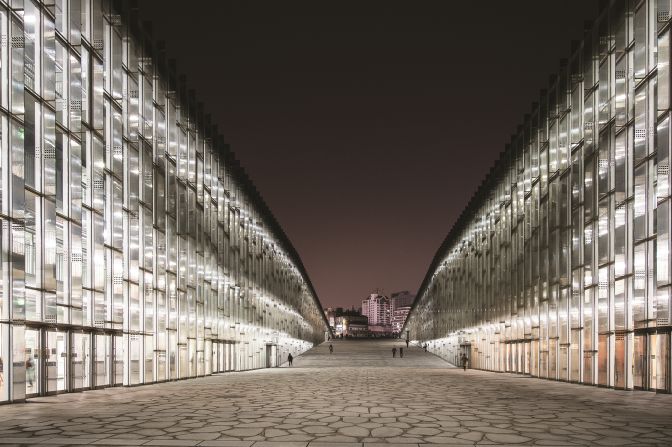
[391,306,411,335]
[390,290,415,312]
[389,291,414,335]
[361,293,391,327]
[405,0,672,392]
[0,0,328,403]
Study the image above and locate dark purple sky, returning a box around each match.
[140,1,598,309]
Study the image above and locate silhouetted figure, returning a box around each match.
[461,353,468,371]
[392,347,397,358]
[25,357,34,387]
[423,343,428,352]
[288,353,293,367]
[406,339,409,348]
[399,347,404,358]
[329,344,333,354]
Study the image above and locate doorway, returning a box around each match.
[71,332,91,390]
[94,333,111,388]
[634,331,671,392]
[45,330,67,394]
[24,328,41,397]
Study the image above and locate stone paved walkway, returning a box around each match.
[0,339,671,446]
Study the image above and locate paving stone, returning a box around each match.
[370,427,404,438]
[338,426,370,437]
[198,442,253,447]
[484,433,531,444]
[419,437,474,445]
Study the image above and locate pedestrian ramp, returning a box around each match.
[289,339,457,368]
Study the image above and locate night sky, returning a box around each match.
[140,1,599,309]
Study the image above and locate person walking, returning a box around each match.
[392,347,397,358]
[460,353,468,371]
[288,353,294,367]
[25,357,34,387]
[399,347,404,358]
[329,344,333,355]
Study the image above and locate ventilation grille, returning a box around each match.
[43,146,55,160]
[11,36,24,48]
[108,14,122,26]
[598,159,609,170]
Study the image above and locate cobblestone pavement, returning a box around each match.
[1,339,672,446]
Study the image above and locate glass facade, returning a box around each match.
[0,0,327,403]
[405,0,672,392]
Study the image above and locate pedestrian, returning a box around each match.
[392,347,397,358]
[423,343,428,352]
[399,347,404,358]
[329,344,333,355]
[25,357,34,387]
[461,353,468,371]
[405,339,409,348]
[288,353,293,367]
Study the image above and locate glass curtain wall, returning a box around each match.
[0,0,328,403]
[405,0,672,393]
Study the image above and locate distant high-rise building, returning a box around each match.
[361,293,391,326]
[390,291,415,313]
[389,291,414,334]
[392,306,412,334]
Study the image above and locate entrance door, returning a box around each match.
[205,339,212,375]
[94,334,111,388]
[634,333,647,389]
[71,333,91,390]
[655,333,670,392]
[46,330,67,393]
[266,345,272,368]
[113,334,123,385]
[614,333,626,388]
[523,341,531,374]
[24,328,41,397]
[633,332,670,392]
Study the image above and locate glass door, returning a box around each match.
[46,330,67,393]
[24,328,41,397]
[72,333,91,390]
[94,333,110,388]
[113,334,123,385]
[614,333,626,389]
[656,332,670,393]
[649,334,658,391]
[205,339,212,375]
[634,333,647,389]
